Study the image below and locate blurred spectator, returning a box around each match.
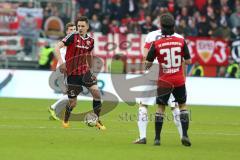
[195,0,207,11]
[208,21,219,37]
[128,19,141,34]
[225,58,240,78]
[197,15,211,36]
[90,2,103,19]
[175,19,189,36]
[18,13,39,58]
[153,15,161,28]
[140,15,158,34]
[192,62,204,77]
[122,0,139,18]
[187,0,198,16]
[119,19,129,34]
[186,18,198,36]
[230,2,240,28]
[217,7,231,28]
[217,66,226,77]
[90,14,102,32]
[226,63,240,78]
[211,21,231,40]
[101,16,110,35]
[167,0,175,14]
[138,0,150,16]
[38,43,54,70]
[175,0,191,8]
[109,20,120,33]
[107,0,123,20]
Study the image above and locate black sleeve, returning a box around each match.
[62,33,74,46]
[146,43,156,62]
[183,40,191,60]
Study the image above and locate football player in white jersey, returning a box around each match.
[134,29,183,144]
[48,22,76,120]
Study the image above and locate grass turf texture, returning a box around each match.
[0,98,240,160]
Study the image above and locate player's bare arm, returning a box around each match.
[183,40,192,65]
[145,61,153,70]
[86,51,97,81]
[55,41,66,74]
[184,59,192,65]
[145,42,156,70]
[86,51,93,70]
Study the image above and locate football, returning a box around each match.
[84,112,98,127]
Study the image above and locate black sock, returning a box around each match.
[64,105,73,123]
[180,110,189,137]
[93,100,101,117]
[155,113,164,140]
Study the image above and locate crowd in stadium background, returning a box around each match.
[0,0,240,78]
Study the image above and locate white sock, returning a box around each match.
[172,107,183,139]
[51,95,69,110]
[137,106,148,139]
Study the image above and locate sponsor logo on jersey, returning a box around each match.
[163,68,180,74]
[76,45,89,49]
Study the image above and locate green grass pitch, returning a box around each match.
[0,98,240,160]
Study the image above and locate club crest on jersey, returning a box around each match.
[196,40,214,63]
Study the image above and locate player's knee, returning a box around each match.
[139,106,148,115]
[69,99,77,107]
[138,106,148,121]
[93,92,101,100]
[156,97,168,106]
[179,104,187,110]
[176,96,186,105]
[90,86,101,99]
[156,105,165,114]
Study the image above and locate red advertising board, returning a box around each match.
[186,37,230,66]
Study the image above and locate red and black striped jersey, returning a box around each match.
[146,33,191,87]
[62,32,94,76]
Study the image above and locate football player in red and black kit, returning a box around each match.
[146,13,192,146]
[55,16,105,130]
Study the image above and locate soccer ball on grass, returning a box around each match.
[84,113,98,127]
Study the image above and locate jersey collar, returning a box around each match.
[79,34,90,40]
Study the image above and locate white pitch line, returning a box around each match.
[0,124,240,137]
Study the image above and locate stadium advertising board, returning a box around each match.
[0,69,239,106]
[0,3,19,35]
[186,37,230,66]
[92,33,230,73]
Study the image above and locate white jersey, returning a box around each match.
[57,47,66,67]
[136,30,177,106]
[144,30,163,81]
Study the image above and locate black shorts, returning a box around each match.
[67,71,97,98]
[156,84,187,105]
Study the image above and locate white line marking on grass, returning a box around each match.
[0,124,240,137]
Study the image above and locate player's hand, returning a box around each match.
[59,63,67,75]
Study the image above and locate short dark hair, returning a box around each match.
[160,13,175,35]
[75,16,89,26]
